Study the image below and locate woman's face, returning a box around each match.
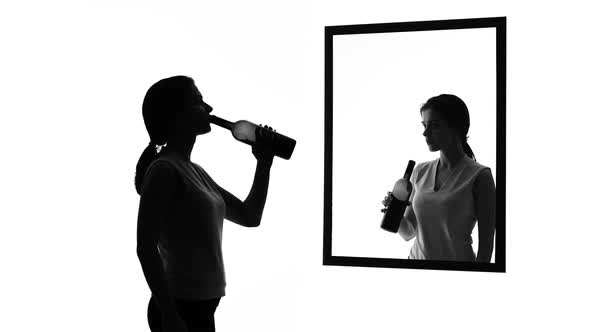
[173,84,213,137]
[421,108,457,152]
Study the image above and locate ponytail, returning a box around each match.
[134,142,158,195]
[462,136,476,161]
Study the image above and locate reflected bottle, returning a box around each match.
[209,115,296,160]
[381,160,415,233]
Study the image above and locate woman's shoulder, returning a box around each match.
[140,157,183,195]
[189,161,206,175]
[143,157,179,184]
[190,161,203,170]
[146,155,177,172]
[190,162,217,183]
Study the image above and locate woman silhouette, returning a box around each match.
[135,76,274,331]
[383,94,496,262]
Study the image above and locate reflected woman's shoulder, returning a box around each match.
[465,158,491,172]
[416,159,437,171]
[412,159,435,181]
[464,158,494,183]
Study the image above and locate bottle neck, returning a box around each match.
[403,160,416,181]
[209,115,234,130]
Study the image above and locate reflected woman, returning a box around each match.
[135,76,274,331]
[383,94,496,262]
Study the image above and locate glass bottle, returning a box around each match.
[209,115,296,160]
[381,160,415,233]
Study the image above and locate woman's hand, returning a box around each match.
[252,124,276,165]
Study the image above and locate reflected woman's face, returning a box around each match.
[421,108,456,152]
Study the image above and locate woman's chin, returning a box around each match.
[195,126,211,135]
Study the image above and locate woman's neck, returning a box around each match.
[163,136,196,162]
[439,142,465,169]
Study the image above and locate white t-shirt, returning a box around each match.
[404,155,490,261]
[144,154,226,300]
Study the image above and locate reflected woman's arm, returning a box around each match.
[398,205,417,241]
[474,168,496,263]
[398,183,417,241]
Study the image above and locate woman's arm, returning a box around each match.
[474,168,496,263]
[136,163,179,316]
[215,144,274,227]
[215,160,272,227]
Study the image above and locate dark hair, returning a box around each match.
[134,75,195,194]
[420,94,476,161]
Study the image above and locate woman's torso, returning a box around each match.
[409,155,490,261]
[144,154,226,300]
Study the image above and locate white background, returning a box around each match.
[0,1,588,331]
[332,28,497,260]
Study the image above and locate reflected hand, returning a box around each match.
[381,191,394,213]
[381,178,413,213]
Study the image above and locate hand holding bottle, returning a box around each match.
[209,115,296,160]
[252,124,276,164]
[380,180,412,212]
[380,160,415,233]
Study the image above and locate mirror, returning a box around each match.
[324,17,506,272]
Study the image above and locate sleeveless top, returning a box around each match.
[144,154,226,300]
[407,155,490,261]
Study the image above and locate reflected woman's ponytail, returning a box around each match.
[420,94,476,161]
[462,136,476,161]
[134,75,195,195]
